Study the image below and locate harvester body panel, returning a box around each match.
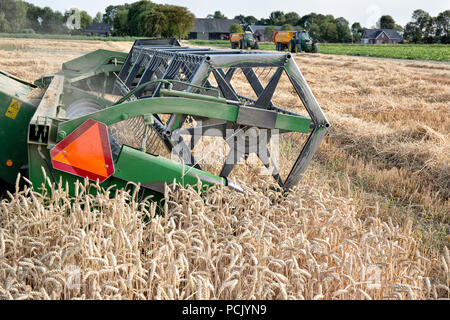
[0,72,38,185]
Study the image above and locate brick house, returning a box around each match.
[361,29,402,44]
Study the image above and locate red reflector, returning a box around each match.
[50,119,114,182]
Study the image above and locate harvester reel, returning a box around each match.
[113,41,329,190]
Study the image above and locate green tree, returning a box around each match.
[0,0,27,33]
[264,25,276,41]
[415,9,433,42]
[23,2,68,34]
[298,13,339,42]
[298,13,318,29]
[127,0,156,36]
[435,10,450,43]
[103,4,129,26]
[208,11,227,19]
[413,9,432,29]
[404,22,421,43]
[379,15,396,29]
[230,23,244,33]
[25,2,42,32]
[244,16,257,26]
[0,12,8,32]
[113,9,129,36]
[137,4,194,39]
[351,22,363,42]
[139,9,166,37]
[269,11,286,25]
[284,12,300,25]
[297,13,335,41]
[394,24,404,38]
[162,5,195,39]
[93,12,102,23]
[80,11,93,30]
[335,17,351,42]
[256,18,270,25]
[39,7,66,34]
[234,15,245,24]
[323,21,338,42]
[404,9,433,43]
[235,15,258,29]
[281,24,294,31]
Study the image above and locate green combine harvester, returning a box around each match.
[0,38,329,199]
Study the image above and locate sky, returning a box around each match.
[25,0,449,27]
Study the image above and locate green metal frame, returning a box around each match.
[57,97,311,140]
[27,142,226,201]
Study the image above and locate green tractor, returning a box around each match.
[274,30,318,53]
[230,32,260,50]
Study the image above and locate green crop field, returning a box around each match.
[188,40,449,62]
[319,44,450,62]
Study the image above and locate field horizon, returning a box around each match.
[0,33,448,62]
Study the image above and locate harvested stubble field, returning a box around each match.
[0,38,449,300]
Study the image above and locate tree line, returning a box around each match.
[103,1,194,38]
[0,0,195,38]
[0,0,448,43]
[0,0,95,34]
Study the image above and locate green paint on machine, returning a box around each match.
[0,73,38,185]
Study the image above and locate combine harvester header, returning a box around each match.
[0,38,329,199]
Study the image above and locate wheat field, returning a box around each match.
[0,38,448,300]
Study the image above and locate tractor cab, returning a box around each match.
[243,32,256,42]
[230,32,259,50]
[295,30,317,53]
[297,30,312,43]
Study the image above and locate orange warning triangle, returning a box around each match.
[53,122,108,177]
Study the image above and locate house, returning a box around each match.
[361,29,402,44]
[85,23,111,37]
[188,18,240,40]
[246,25,282,42]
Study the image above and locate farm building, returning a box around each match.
[246,25,282,42]
[84,23,111,37]
[188,18,240,40]
[361,29,402,44]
